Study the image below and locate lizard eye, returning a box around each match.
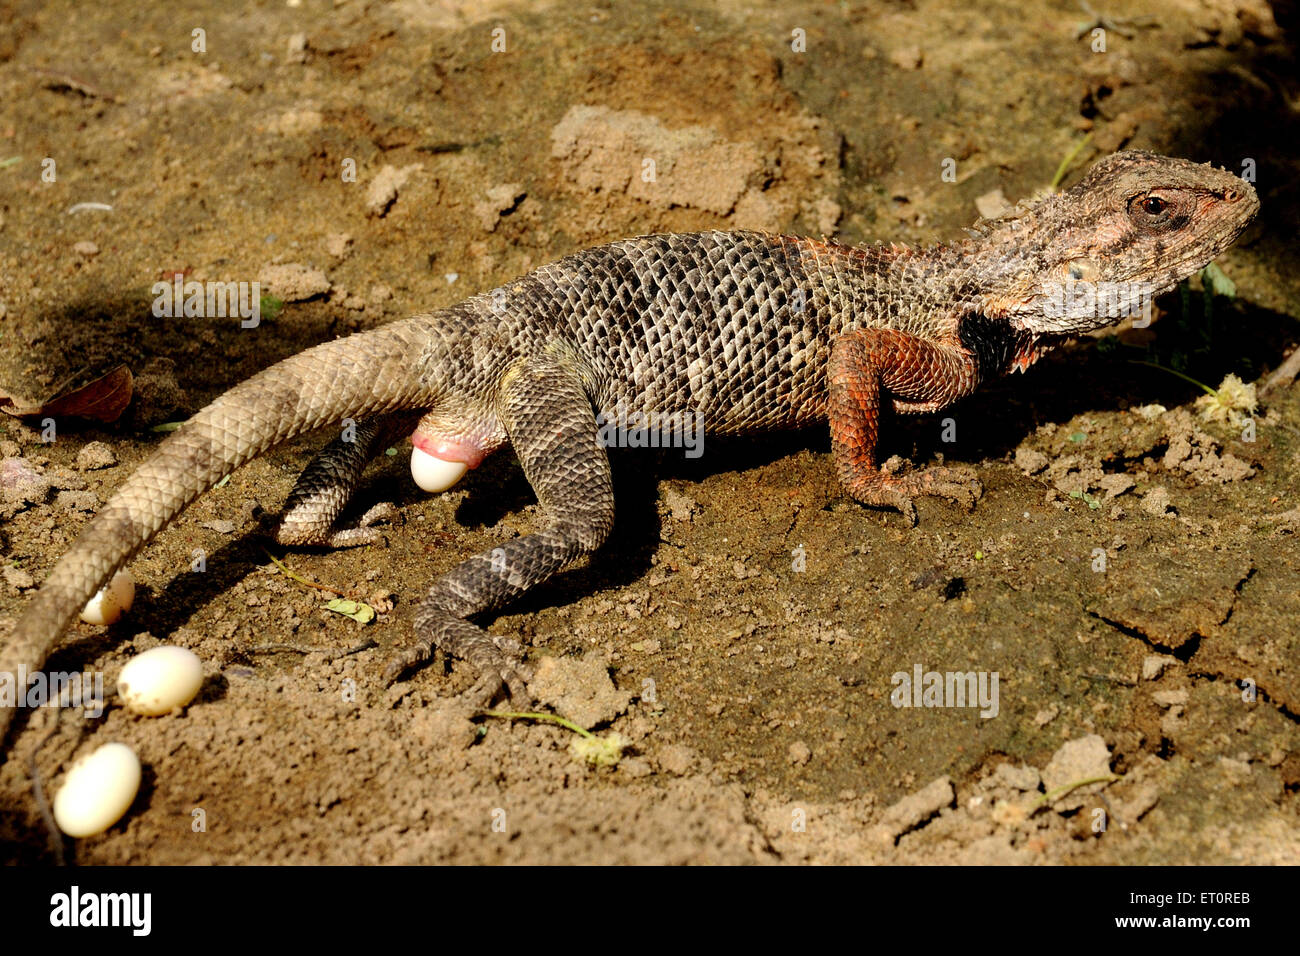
[1128,192,1179,227]
[1063,258,1098,282]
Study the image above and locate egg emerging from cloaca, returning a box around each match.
[410,444,468,493]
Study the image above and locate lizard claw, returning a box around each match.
[382,626,533,705]
[460,635,533,705]
[358,501,399,529]
[461,658,533,709]
[322,502,399,548]
[912,465,983,511]
[266,501,399,549]
[848,462,983,525]
[380,644,428,686]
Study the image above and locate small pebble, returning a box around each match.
[75,441,117,471]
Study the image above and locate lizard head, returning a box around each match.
[979,150,1258,335]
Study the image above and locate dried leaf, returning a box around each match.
[324,598,375,624]
[1,364,133,423]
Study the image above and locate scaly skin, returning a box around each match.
[0,150,1258,747]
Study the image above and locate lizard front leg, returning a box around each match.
[828,328,983,525]
[270,410,424,548]
[382,354,615,702]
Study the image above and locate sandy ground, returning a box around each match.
[1,0,1298,864]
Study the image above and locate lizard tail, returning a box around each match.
[0,316,440,749]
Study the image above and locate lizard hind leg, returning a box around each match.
[828,328,983,526]
[269,410,424,548]
[383,354,615,702]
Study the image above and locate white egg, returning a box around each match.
[52,742,141,838]
[118,645,204,716]
[410,445,468,493]
[80,570,135,626]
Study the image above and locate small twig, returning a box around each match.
[27,66,118,102]
[247,643,320,655]
[262,549,348,598]
[1032,773,1123,809]
[247,638,376,659]
[1127,360,1219,398]
[1261,346,1300,399]
[28,715,69,864]
[325,639,378,660]
[66,201,113,214]
[478,710,595,739]
[1050,133,1094,191]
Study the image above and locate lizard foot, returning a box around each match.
[319,501,398,548]
[381,624,533,704]
[266,500,398,549]
[847,458,982,526]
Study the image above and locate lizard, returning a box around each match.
[0,149,1258,748]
